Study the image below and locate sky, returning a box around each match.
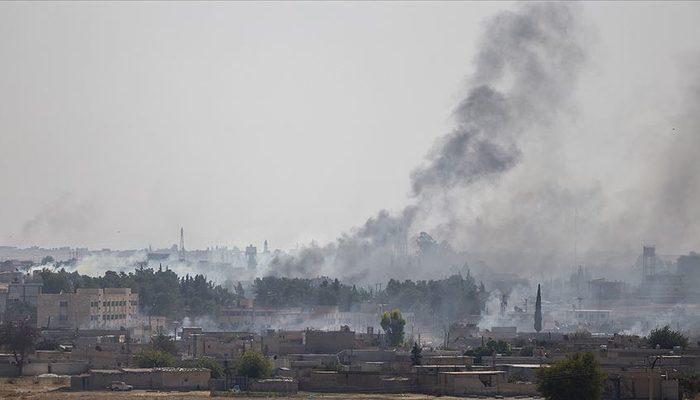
[1,2,699,253]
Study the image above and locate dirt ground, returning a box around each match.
[0,378,546,400]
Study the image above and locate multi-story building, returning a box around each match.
[37,288,139,330]
[7,281,43,307]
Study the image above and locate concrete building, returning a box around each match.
[219,306,305,329]
[71,367,210,391]
[181,328,260,361]
[304,326,355,353]
[678,252,700,299]
[7,281,42,307]
[37,288,139,330]
[588,278,625,306]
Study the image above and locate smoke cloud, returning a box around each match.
[21,193,95,242]
[267,3,588,282]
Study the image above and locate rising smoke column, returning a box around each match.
[268,3,588,282]
[642,55,700,252]
[411,3,584,196]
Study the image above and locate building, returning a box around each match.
[181,328,260,360]
[37,288,139,330]
[588,278,625,306]
[304,326,355,354]
[71,367,210,391]
[642,245,656,280]
[7,281,43,307]
[219,306,305,329]
[677,252,700,299]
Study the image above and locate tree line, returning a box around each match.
[252,276,372,309]
[252,273,486,321]
[37,266,240,319]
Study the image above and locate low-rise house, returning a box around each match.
[71,367,210,391]
[181,328,259,361]
[262,330,305,355]
[304,326,355,353]
[302,370,414,393]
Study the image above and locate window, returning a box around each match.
[59,315,68,321]
[59,301,68,307]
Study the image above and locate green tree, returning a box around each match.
[180,357,224,379]
[410,342,422,366]
[537,352,605,400]
[534,284,542,333]
[150,333,177,355]
[380,309,406,347]
[236,350,272,378]
[0,319,37,375]
[646,325,688,349]
[464,339,512,364]
[134,348,176,368]
[486,339,512,355]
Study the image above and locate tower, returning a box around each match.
[642,245,656,281]
[263,240,269,254]
[245,245,257,269]
[179,227,186,261]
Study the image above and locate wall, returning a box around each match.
[22,361,88,376]
[304,330,355,354]
[249,378,298,393]
[302,371,415,393]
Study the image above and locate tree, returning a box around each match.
[134,348,176,368]
[0,319,37,375]
[235,282,245,298]
[380,309,406,347]
[180,357,224,379]
[237,350,272,378]
[41,256,55,266]
[151,333,177,355]
[537,352,605,400]
[534,284,542,333]
[416,232,438,256]
[411,342,422,366]
[646,325,689,349]
[464,339,512,363]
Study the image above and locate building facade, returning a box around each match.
[37,288,139,330]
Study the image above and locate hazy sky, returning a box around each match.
[1,2,699,251]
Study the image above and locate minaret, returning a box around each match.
[179,227,185,261]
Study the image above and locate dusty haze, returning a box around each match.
[1,2,699,280]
